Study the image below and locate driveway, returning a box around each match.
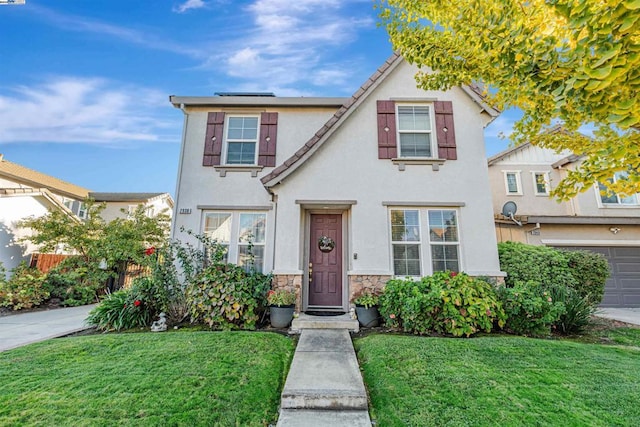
[595,308,640,326]
[0,304,96,352]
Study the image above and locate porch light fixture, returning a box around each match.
[609,227,621,234]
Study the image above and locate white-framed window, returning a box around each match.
[203,212,232,263]
[224,115,259,165]
[390,209,422,276]
[598,172,639,205]
[203,211,267,272]
[503,171,522,195]
[389,208,461,276]
[77,203,87,219]
[428,210,460,272]
[396,105,435,158]
[532,172,550,196]
[238,213,266,273]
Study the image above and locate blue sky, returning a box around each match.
[0,0,516,196]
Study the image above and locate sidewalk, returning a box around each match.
[0,304,96,352]
[595,308,640,326]
[277,329,371,426]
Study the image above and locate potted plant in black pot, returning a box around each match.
[353,290,380,327]
[267,289,296,328]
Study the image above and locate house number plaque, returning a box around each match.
[318,236,335,253]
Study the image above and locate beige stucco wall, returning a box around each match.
[172,60,504,292]
[270,60,502,277]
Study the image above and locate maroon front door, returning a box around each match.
[308,214,342,307]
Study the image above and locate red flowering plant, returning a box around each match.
[145,247,156,256]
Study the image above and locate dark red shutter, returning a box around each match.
[434,101,457,160]
[203,112,225,166]
[377,100,397,159]
[258,112,278,167]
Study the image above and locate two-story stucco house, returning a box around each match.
[89,192,174,223]
[488,142,640,307]
[170,53,503,312]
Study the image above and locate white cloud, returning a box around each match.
[0,77,179,145]
[173,0,207,13]
[30,5,203,58]
[207,0,375,94]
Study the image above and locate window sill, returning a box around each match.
[599,204,640,208]
[391,158,446,171]
[214,165,264,177]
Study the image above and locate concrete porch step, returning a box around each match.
[276,409,371,426]
[280,329,369,411]
[290,313,359,333]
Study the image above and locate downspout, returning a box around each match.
[170,103,189,240]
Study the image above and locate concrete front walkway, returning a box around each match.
[595,308,640,326]
[0,304,96,352]
[277,329,371,426]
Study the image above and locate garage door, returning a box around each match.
[555,246,640,308]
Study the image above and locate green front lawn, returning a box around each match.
[355,333,640,427]
[0,331,294,426]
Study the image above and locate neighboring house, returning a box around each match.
[89,192,174,222]
[0,154,173,275]
[488,142,640,307]
[0,154,89,272]
[170,53,503,312]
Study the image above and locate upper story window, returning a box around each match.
[224,116,259,165]
[397,105,434,158]
[533,172,550,196]
[504,171,522,195]
[599,172,639,205]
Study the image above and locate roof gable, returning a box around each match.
[488,142,573,166]
[261,53,500,189]
[0,155,90,199]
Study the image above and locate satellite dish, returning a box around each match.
[501,201,522,226]
[502,201,517,217]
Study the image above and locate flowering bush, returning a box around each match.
[267,289,296,307]
[380,272,506,337]
[86,290,152,331]
[496,281,564,337]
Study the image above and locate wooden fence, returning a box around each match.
[29,253,70,273]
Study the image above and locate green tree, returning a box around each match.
[379,0,640,199]
[19,200,170,292]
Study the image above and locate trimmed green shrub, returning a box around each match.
[187,263,272,330]
[496,281,564,337]
[43,258,104,306]
[0,262,49,310]
[549,285,594,335]
[498,242,577,289]
[563,250,609,306]
[86,290,153,331]
[380,272,506,337]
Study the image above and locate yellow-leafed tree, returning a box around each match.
[379,0,640,199]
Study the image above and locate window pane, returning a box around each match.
[535,173,547,194]
[227,142,256,164]
[228,117,258,140]
[239,213,266,243]
[398,106,430,131]
[393,244,421,276]
[204,213,232,243]
[239,245,264,273]
[391,210,420,242]
[399,133,431,157]
[429,210,458,242]
[506,173,519,193]
[431,244,459,272]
